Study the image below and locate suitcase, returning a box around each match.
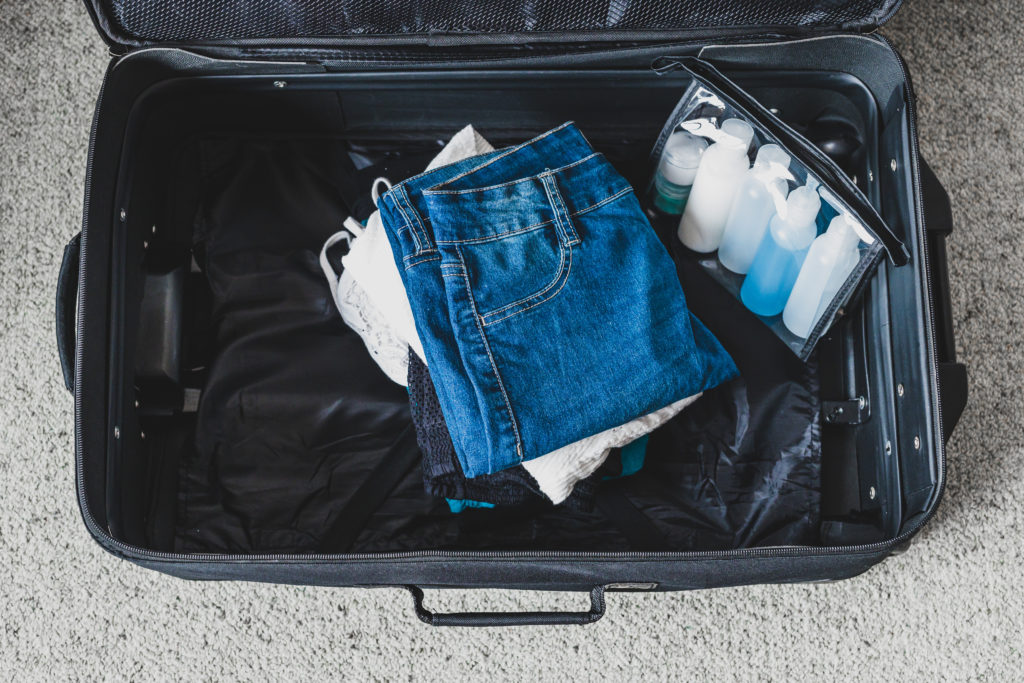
[57,0,969,626]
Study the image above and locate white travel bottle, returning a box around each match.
[782,214,862,338]
[677,118,755,253]
[718,144,793,274]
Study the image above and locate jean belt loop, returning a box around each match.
[540,173,581,247]
[396,184,435,255]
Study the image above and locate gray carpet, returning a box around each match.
[1,1,1021,679]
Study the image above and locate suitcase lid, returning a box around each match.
[84,0,903,53]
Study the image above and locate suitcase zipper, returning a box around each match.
[74,42,946,568]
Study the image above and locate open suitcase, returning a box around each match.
[58,0,969,626]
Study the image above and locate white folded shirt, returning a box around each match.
[522,394,700,504]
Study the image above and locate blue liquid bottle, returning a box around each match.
[718,143,792,274]
[740,185,821,317]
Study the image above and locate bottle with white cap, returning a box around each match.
[718,143,792,274]
[677,118,755,252]
[651,132,708,215]
[782,214,862,338]
[740,184,822,317]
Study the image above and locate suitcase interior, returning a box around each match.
[80,40,943,560]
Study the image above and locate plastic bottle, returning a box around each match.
[740,185,822,317]
[677,118,755,252]
[651,132,708,215]
[782,214,862,338]
[718,144,792,274]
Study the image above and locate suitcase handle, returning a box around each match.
[920,157,967,442]
[408,586,605,627]
[56,231,81,394]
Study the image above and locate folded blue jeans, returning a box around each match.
[379,122,737,477]
[407,348,595,510]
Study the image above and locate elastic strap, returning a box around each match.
[318,229,353,313]
[371,177,393,208]
[320,176,393,315]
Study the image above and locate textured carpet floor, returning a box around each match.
[1,1,1021,679]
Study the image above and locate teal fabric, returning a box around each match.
[618,435,649,478]
[603,435,649,481]
[446,499,497,514]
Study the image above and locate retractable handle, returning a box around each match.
[408,586,606,627]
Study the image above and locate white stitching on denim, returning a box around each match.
[401,184,439,256]
[455,244,524,462]
[540,173,580,247]
[556,179,582,245]
[437,220,552,245]
[434,183,628,323]
[423,152,602,196]
[403,255,440,270]
[476,228,566,319]
[433,185,632,246]
[401,255,438,266]
[386,163,462,193]
[391,187,423,253]
[540,174,564,243]
[576,185,632,214]
[481,243,573,327]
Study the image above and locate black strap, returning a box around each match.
[919,156,967,442]
[319,424,420,552]
[595,482,670,552]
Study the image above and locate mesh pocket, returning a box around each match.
[103,0,894,43]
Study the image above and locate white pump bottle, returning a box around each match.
[677,118,754,253]
[782,214,862,338]
[718,143,793,274]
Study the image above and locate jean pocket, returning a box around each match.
[456,221,574,327]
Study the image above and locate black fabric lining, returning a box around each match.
[318,425,422,552]
[595,483,670,551]
[170,131,820,554]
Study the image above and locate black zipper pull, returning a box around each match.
[650,56,686,76]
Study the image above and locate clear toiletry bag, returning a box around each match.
[647,56,910,359]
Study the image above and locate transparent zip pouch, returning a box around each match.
[647,57,909,360]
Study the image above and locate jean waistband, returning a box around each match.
[424,153,633,245]
[378,122,612,254]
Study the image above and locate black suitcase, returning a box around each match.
[58,0,968,626]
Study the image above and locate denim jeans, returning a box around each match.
[380,123,737,477]
[407,349,594,510]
